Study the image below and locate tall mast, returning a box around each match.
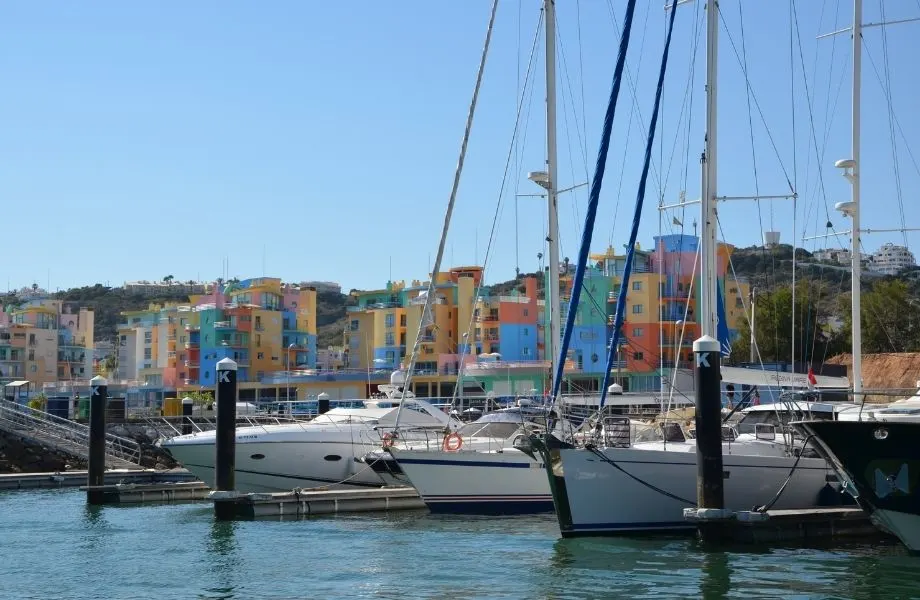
[545,0,562,379]
[700,0,719,338]
[849,0,863,395]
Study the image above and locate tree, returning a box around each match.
[839,279,920,353]
[163,275,174,286]
[184,390,214,409]
[730,282,846,366]
[28,393,48,411]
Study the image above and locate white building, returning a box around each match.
[867,243,916,276]
[813,248,855,265]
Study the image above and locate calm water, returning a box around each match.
[1,489,917,599]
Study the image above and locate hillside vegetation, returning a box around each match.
[0,247,915,356]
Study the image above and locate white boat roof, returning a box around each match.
[742,400,862,415]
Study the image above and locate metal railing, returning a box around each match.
[0,398,141,467]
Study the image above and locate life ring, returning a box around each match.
[442,432,463,452]
[382,432,396,449]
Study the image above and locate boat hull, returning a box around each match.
[534,436,832,536]
[163,435,387,493]
[796,420,920,552]
[391,449,554,515]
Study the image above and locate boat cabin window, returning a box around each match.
[456,421,521,439]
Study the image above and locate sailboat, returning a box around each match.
[375,0,568,515]
[530,0,842,536]
[793,0,920,553]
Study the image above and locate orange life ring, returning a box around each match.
[442,432,463,452]
[382,432,396,449]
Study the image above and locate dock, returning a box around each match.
[683,507,886,544]
[79,480,211,504]
[211,486,426,519]
[0,468,199,491]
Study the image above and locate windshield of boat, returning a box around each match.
[455,410,544,439]
[736,408,834,433]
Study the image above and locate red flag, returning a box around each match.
[807,367,817,388]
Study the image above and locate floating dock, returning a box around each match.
[212,486,426,519]
[0,468,199,491]
[683,506,887,544]
[80,480,211,504]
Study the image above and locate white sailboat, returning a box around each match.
[379,0,570,514]
[532,0,848,536]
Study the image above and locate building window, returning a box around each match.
[144,331,152,343]
[385,313,395,328]
[385,332,395,346]
[523,309,529,317]
[144,348,152,359]
[632,327,644,337]
[633,352,644,361]
[523,328,529,336]
[257,352,264,360]
[28,350,35,361]
[385,351,396,363]
[400,314,407,327]
[632,304,643,314]
[350,319,359,331]
[633,281,642,291]
[522,347,531,357]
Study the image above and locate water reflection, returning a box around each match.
[201,520,240,600]
[699,551,730,600]
[80,504,109,553]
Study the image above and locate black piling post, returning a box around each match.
[181,397,194,435]
[215,358,238,493]
[87,375,108,505]
[317,392,330,415]
[693,335,725,540]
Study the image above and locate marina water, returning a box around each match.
[2,489,917,599]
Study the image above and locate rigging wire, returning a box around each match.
[452,5,545,403]
[715,3,795,194]
[395,0,500,429]
[874,5,910,248]
[598,0,679,410]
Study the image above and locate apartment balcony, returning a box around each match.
[476,314,500,323]
[485,335,499,342]
[184,341,199,349]
[214,321,232,329]
[419,335,436,343]
[182,378,195,386]
[184,325,200,332]
[184,360,200,368]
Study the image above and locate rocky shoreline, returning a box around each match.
[0,424,180,474]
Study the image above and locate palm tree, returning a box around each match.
[163,275,174,286]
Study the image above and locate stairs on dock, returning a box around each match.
[0,398,141,469]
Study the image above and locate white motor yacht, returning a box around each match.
[161,391,458,493]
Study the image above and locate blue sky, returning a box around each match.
[1,1,918,293]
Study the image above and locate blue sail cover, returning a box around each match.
[549,0,639,401]
[716,281,732,357]
[597,0,680,409]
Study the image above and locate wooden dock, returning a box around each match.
[211,486,426,519]
[79,481,211,504]
[0,468,199,490]
[683,507,886,544]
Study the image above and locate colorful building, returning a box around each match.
[0,299,94,387]
[116,277,317,390]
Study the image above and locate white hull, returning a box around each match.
[164,435,387,493]
[392,448,553,514]
[550,444,831,535]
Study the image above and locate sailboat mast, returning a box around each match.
[544,0,562,381]
[849,0,863,395]
[700,0,719,338]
